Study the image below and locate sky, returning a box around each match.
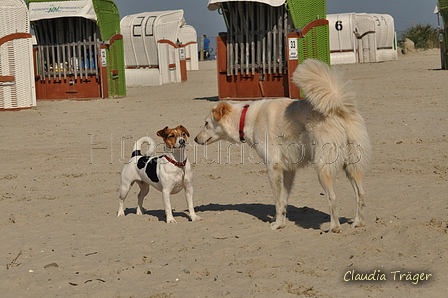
[113,0,440,51]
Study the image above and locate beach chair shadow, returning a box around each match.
[194,96,219,101]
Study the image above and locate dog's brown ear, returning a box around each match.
[212,102,231,121]
[178,125,190,137]
[156,126,169,138]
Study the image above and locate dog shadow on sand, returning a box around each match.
[122,208,191,221]
[124,203,350,231]
[195,203,350,231]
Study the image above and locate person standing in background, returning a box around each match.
[203,34,210,60]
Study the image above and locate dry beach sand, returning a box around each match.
[1,49,447,297]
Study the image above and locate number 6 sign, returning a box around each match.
[335,20,343,31]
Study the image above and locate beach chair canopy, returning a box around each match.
[0,0,36,109]
[438,0,448,23]
[178,24,198,71]
[27,0,126,98]
[207,0,285,11]
[28,0,122,44]
[122,10,198,85]
[209,0,329,100]
[327,12,396,65]
[29,0,97,22]
[121,10,185,68]
[438,0,448,68]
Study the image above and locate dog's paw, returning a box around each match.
[350,221,364,228]
[329,226,341,233]
[190,215,202,222]
[117,212,125,217]
[166,218,177,224]
[270,221,285,230]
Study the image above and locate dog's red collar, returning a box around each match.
[164,155,187,167]
[239,104,250,143]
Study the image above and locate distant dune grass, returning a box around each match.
[398,23,439,49]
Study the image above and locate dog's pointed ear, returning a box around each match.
[178,125,190,137]
[212,102,231,121]
[157,126,169,138]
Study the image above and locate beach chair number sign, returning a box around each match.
[288,38,298,60]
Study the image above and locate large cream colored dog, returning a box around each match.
[194,59,371,233]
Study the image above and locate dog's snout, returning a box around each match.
[179,138,186,146]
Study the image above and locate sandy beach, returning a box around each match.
[1,49,447,297]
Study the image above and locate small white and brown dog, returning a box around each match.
[118,125,201,223]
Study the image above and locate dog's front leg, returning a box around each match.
[162,189,176,223]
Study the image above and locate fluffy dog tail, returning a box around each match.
[131,136,156,157]
[292,59,356,117]
[293,59,371,172]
